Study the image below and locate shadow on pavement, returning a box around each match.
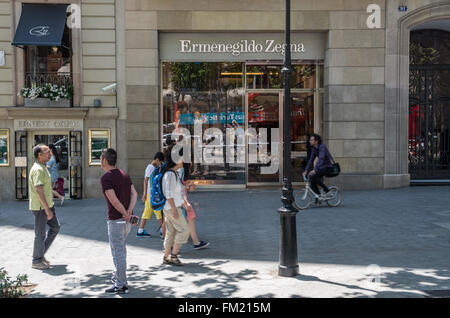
[340,267,450,298]
[28,260,259,298]
[41,265,74,277]
[2,187,450,297]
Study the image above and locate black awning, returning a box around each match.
[12,4,68,47]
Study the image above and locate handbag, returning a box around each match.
[326,152,341,178]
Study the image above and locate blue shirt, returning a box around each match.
[305,144,333,173]
[46,155,59,183]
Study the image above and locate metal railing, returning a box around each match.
[25,72,73,88]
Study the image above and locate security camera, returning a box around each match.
[102,83,117,93]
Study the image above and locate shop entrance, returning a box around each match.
[31,133,70,197]
[14,130,82,200]
[246,92,281,184]
[409,28,450,183]
[162,61,322,188]
[246,91,315,185]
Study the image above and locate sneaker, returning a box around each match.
[105,286,129,294]
[168,254,183,266]
[193,241,210,250]
[42,257,50,266]
[32,262,50,270]
[136,229,151,238]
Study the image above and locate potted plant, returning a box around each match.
[18,83,73,107]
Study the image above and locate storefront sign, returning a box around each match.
[160,33,326,61]
[179,40,305,57]
[14,119,83,130]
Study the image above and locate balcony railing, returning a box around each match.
[22,72,74,107]
[25,72,73,88]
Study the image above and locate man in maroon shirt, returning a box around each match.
[100,148,138,294]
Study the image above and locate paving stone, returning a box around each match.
[0,186,449,298]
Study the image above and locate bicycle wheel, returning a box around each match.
[326,186,342,207]
[294,189,312,210]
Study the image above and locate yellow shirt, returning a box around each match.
[29,162,54,211]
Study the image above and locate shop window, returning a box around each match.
[163,62,245,185]
[89,129,110,166]
[0,129,9,166]
[246,60,321,89]
[162,61,323,185]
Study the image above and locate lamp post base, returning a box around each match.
[278,264,299,277]
[278,207,299,277]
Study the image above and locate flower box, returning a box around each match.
[24,97,71,107]
[19,83,73,107]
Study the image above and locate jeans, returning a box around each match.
[32,207,60,264]
[310,167,333,196]
[107,219,131,288]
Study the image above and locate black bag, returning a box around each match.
[326,152,340,178]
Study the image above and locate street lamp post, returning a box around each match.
[278,0,299,277]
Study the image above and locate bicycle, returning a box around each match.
[294,175,342,210]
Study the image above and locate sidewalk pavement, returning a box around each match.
[0,186,449,298]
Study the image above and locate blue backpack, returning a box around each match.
[150,164,178,211]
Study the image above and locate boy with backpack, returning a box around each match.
[136,152,165,238]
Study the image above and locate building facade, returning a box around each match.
[0,0,449,200]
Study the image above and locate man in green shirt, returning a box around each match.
[29,144,60,270]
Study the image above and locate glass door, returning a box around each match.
[246,92,281,184]
[245,91,317,185]
[290,92,315,183]
[30,132,70,198]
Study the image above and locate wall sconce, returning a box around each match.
[94,99,102,107]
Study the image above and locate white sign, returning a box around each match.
[179,39,305,57]
[0,51,4,67]
[14,119,83,130]
[15,157,27,168]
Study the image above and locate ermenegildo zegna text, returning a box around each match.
[179,39,306,56]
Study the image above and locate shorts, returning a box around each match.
[142,193,162,220]
[181,205,196,221]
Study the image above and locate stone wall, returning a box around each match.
[0,0,13,200]
[82,0,117,108]
[124,0,388,191]
[0,0,12,107]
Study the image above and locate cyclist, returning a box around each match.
[302,134,334,201]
